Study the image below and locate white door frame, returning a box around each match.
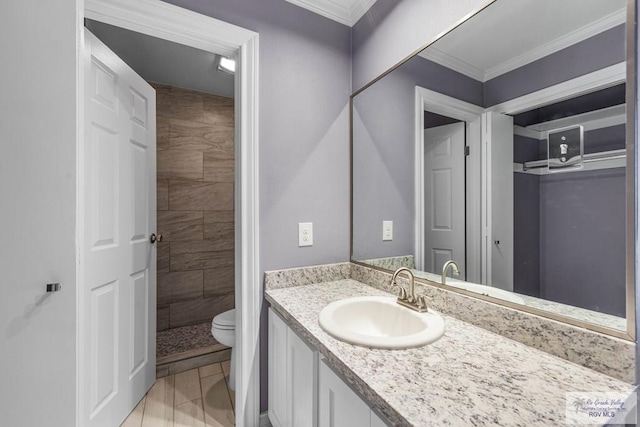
[414,87,483,274]
[79,1,261,426]
[415,62,625,284]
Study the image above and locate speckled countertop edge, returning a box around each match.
[266,280,636,427]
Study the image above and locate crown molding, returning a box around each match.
[485,9,625,81]
[285,0,377,27]
[419,8,625,82]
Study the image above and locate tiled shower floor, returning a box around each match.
[157,322,219,360]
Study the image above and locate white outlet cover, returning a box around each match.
[383,220,393,241]
[298,222,313,247]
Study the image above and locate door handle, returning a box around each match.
[150,233,164,244]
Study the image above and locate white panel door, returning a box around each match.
[424,122,466,277]
[81,29,157,427]
[483,112,513,291]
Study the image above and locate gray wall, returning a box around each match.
[539,168,626,316]
[484,25,626,107]
[352,0,488,92]
[513,126,628,310]
[163,0,352,412]
[352,55,482,260]
[0,2,79,426]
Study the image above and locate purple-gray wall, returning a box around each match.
[539,168,626,316]
[352,55,482,260]
[513,127,627,313]
[163,0,351,411]
[484,25,626,107]
[352,0,489,92]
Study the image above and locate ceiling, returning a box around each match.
[85,19,235,98]
[420,0,626,82]
[285,0,377,26]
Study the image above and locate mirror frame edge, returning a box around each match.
[349,0,637,342]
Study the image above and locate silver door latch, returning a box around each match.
[46,283,61,292]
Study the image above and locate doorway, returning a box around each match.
[80,1,260,426]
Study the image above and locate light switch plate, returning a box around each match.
[298,222,313,247]
[383,220,393,241]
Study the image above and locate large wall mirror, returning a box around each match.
[351,0,636,339]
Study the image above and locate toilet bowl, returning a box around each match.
[211,308,236,390]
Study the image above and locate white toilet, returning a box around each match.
[211,308,236,390]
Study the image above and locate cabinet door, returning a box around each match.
[269,309,288,427]
[318,359,370,427]
[371,410,389,427]
[288,328,318,427]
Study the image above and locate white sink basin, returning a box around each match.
[318,296,445,349]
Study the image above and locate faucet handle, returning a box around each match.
[416,295,429,311]
[396,285,408,300]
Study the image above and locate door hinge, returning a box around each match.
[465,146,470,156]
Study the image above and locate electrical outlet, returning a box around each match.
[382,220,393,241]
[298,222,313,247]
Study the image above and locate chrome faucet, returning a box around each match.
[441,260,460,285]
[391,267,428,312]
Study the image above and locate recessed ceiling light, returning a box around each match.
[218,56,236,74]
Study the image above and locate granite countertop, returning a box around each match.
[265,279,635,426]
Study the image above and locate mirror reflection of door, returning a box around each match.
[424,120,466,279]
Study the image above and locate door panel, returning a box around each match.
[424,122,466,277]
[82,28,156,427]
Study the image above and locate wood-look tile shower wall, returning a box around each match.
[153,83,235,331]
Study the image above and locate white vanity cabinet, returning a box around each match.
[268,308,318,427]
[269,307,390,427]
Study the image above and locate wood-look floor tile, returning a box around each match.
[219,361,235,412]
[201,373,235,427]
[199,363,223,379]
[158,241,170,274]
[158,150,203,181]
[141,376,175,427]
[169,119,233,152]
[158,180,169,210]
[121,395,146,427]
[157,211,203,242]
[204,267,234,298]
[158,270,204,306]
[174,399,206,427]
[174,369,202,406]
[170,250,234,272]
[169,181,233,211]
[204,159,234,183]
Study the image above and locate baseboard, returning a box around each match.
[259,412,272,427]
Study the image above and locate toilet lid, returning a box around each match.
[213,309,236,328]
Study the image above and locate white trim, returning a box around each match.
[284,0,377,27]
[81,2,261,427]
[485,9,625,81]
[488,63,626,115]
[414,86,484,272]
[513,125,542,140]
[419,9,625,82]
[419,48,486,82]
[528,104,626,133]
[514,105,626,141]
